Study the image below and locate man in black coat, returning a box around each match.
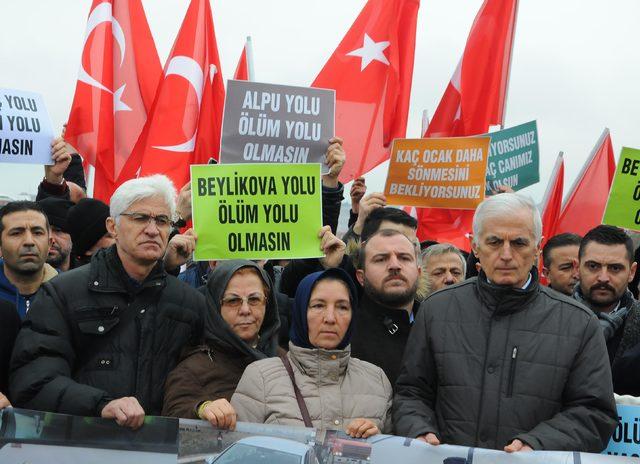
[351,228,421,386]
[0,300,20,409]
[10,175,205,428]
[394,193,617,453]
[573,225,640,396]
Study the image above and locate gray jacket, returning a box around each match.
[393,270,617,452]
[232,342,392,432]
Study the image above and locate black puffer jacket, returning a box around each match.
[351,293,419,387]
[0,299,20,394]
[393,269,617,452]
[9,245,205,416]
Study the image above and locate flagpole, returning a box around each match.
[499,0,519,128]
[561,128,610,210]
[245,36,255,81]
[421,109,430,136]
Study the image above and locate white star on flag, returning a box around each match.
[346,33,390,71]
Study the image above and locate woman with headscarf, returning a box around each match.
[162,260,280,428]
[231,268,392,437]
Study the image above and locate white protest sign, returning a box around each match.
[0,88,54,165]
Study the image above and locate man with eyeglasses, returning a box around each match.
[10,175,206,429]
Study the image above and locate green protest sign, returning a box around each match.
[485,120,539,194]
[603,147,640,231]
[191,163,323,260]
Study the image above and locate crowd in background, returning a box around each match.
[0,135,638,453]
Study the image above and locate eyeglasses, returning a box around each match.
[120,212,172,228]
[221,294,266,308]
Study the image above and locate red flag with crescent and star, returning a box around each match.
[65,0,161,202]
[311,0,419,183]
[416,0,518,252]
[118,0,225,191]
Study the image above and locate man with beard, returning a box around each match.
[38,197,74,271]
[0,201,58,319]
[351,228,422,385]
[573,225,640,396]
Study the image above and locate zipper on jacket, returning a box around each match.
[506,346,518,398]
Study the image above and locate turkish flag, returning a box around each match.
[555,129,616,236]
[312,0,419,183]
[119,0,225,190]
[540,152,564,247]
[417,0,518,251]
[233,39,250,81]
[66,0,161,202]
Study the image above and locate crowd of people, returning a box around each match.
[0,136,638,453]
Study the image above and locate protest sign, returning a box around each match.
[191,163,323,260]
[384,136,491,209]
[0,88,54,165]
[220,80,335,173]
[603,404,640,458]
[603,147,640,231]
[485,120,539,194]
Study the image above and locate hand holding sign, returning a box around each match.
[176,182,193,222]
[164,228,197,270]
[354,192,387,236]
[350,177,367,214]
[318,225,346,269]
[322,136,346,188]
[45,136,72,184]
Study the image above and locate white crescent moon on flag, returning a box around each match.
[78,2,126,93]
[152,56,204,153]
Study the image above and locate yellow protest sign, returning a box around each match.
[384,137,491,209]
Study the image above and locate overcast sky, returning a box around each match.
[1,0,639,202]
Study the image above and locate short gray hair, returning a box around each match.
[110,174,176,223]
[422,243,467,275]
[472,193,542,246]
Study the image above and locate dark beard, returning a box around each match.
[364,278,418,308]
[47,253,67,269]
[47,246,70,269]
[584,283,623,311]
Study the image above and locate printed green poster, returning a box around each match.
[191,163,323,260]
[485,120,540,194]
[603,147,640,231]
